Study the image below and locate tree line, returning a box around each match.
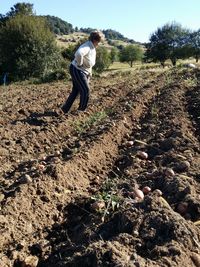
[0,2,142,82]
[0,2,199,83]
[145,22,200,67]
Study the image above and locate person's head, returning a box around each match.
[89,31,102,47]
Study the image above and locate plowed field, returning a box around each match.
[0,67,200,267]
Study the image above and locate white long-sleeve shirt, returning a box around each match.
[72,40,96,76]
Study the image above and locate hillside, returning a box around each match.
[43,15,140,48]
[56,32,116,50]
[56,32,137,50]
[0,66,200,266]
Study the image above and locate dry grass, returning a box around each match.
[56,32,129,50]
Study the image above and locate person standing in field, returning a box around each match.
[61,31,102,114]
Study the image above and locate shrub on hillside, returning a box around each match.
[41,69,70,83]
[119,45,144,67]
[43,15,74,35]
[0,14,62,81]
[94,46,111,73]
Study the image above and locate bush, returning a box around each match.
[94,46,111,73]
[119,45,144,67]
[41,69,70,83]
[0,15,61,81]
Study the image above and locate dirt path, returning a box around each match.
[0,68,200,267]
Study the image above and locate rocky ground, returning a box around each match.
[0,66,200,267]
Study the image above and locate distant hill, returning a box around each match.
[43,15,141,45]
[55,32,144,52]
[43,15,74,35]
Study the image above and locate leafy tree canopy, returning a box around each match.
[94,46,111,73]
[43,15,74,35]
[6,2,34,17]
[110,47,119,63]
[0,3,74,35]
[119,45,143,67]
[146,22,191,66]
[0,14,61,81]
[188,29,200,62]
[0,2,34,26]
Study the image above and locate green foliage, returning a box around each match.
[0,15,61,81]
[110,47,119,63]
[44,15,74,35]
[79,27,96,34]
[119,45,143,67]
[94,46,111,73]
[0,2,34,26]
[61,45,76,61]
[73,111,108,134]
[188,30,200,62]
[103,29,125,40]
[6,2,34,17]
[61,37,88,61]
[41,69,70,83]
[0,3,74,36]
[145,22,191,66]
[0,14,6,26]
[144,42,169,67]
[102,29,136,43]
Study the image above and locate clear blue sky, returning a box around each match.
[1,0,200,42]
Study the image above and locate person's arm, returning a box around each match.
[75,44,90,66]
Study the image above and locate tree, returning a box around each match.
[144,41,169,67]
[119,45,143,67]
[44,15,74,35]
[110,47,119,63]
[0,14,61,81]
[0,2,34,27]
[146,22,190,66]
[6,2,34,17]
[61,44,76,61]
[188,30,200,62]
[94,46,111,73]
[103,29,125,40]
[0,14,6,26]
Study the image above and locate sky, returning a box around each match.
[1,0,200,43]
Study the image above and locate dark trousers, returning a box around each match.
[62,64,89,113]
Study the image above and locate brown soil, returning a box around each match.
[0,67,200,267]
